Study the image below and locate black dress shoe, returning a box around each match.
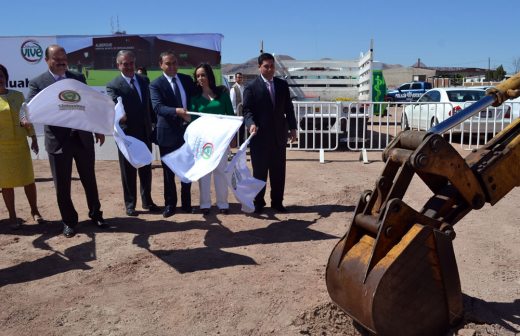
[92,216,107,228]
[143,203,161,213]
[126,208,138,217]
[63,224,76,238]
[201,208,210,215]
[181,206,194,214]
[9,218,21,230]
[219,209,229,215]
[163,205,175,218]
[254,205,264,214]
[272,204,288,213]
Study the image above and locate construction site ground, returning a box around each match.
[1,149,518,336]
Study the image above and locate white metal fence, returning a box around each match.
[29,100,519,161]
[288,100,520,152]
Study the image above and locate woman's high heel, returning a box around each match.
[31,212,44,224]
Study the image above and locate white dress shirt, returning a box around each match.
[163,73,187,109]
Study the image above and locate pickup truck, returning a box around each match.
[384,81,432,102]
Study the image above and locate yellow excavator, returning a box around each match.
[326,74,520,336]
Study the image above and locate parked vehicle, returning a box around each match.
[402,88,512,134]
[507,96,520,120]
[384,81,432,102]
[466,85,520,120]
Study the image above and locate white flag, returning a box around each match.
[224,135,265,213]
[162,114,243,183]
[26,78,115,135]
[113,97,153,168]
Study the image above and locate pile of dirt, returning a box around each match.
[292,301,517,336]
[292,302,366,335]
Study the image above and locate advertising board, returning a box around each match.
[1,33,223,160]
[3,33,223,97]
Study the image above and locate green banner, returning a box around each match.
[372,70,387,115]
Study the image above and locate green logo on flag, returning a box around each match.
[59,90,81,103]
[201,143,214,159]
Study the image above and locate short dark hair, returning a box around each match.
[159,50,176,64]
[45,44,65,59]
[235,72,243,77]
[0,64,8,82]
[258,53,274,65]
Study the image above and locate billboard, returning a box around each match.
[2,33,223,96]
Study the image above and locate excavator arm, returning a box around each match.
[326,74,520,336]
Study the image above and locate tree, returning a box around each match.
[485,65,506,81]
[513,57,520,74]
[452,73,463,86]
[495,65,506,80]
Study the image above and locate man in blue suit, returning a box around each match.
[242,53,297,214]
[106,50,159,217]
[149,51,195,217]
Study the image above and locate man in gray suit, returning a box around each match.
[26,44,106,238]
[106,50,159,217]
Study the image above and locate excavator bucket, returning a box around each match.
[326,117,520,335]
[327,223,462,336]
[325,129,478,336]
[326,74,520,335]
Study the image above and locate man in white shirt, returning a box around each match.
[230,72,245,147]
[230,72,244,115]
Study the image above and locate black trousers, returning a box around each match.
[48,136,101,227]
[117,148,153,210]
[250,138,286,208]
[159,145,191,209]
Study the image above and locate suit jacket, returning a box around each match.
[106,74,153,143]
[149,73,195,149]
[243,76,297,148]
[26,70,94,154]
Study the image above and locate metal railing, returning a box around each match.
[29,101,518,160]
[289,101,342,151]
[285,100,520,152]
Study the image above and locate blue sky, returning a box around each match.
[2,0,519,73]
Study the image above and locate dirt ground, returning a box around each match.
[0,149,518,336]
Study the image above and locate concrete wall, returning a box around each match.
[383,67,437,89]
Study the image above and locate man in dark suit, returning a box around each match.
[106,50,159,217]
[242,53,297,214]
[26,44,106,238]
[149,51,195,217]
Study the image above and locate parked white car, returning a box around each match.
[466,85,520,120]
[506,96,520,120]
[402,88,513,134]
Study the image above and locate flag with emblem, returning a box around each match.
[162,114,243,183]
[224,135,265,213]
[113,97,153,168]
[26,78,115,134]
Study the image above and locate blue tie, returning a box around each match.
[130,78,141,102]
[173,77,182,107]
